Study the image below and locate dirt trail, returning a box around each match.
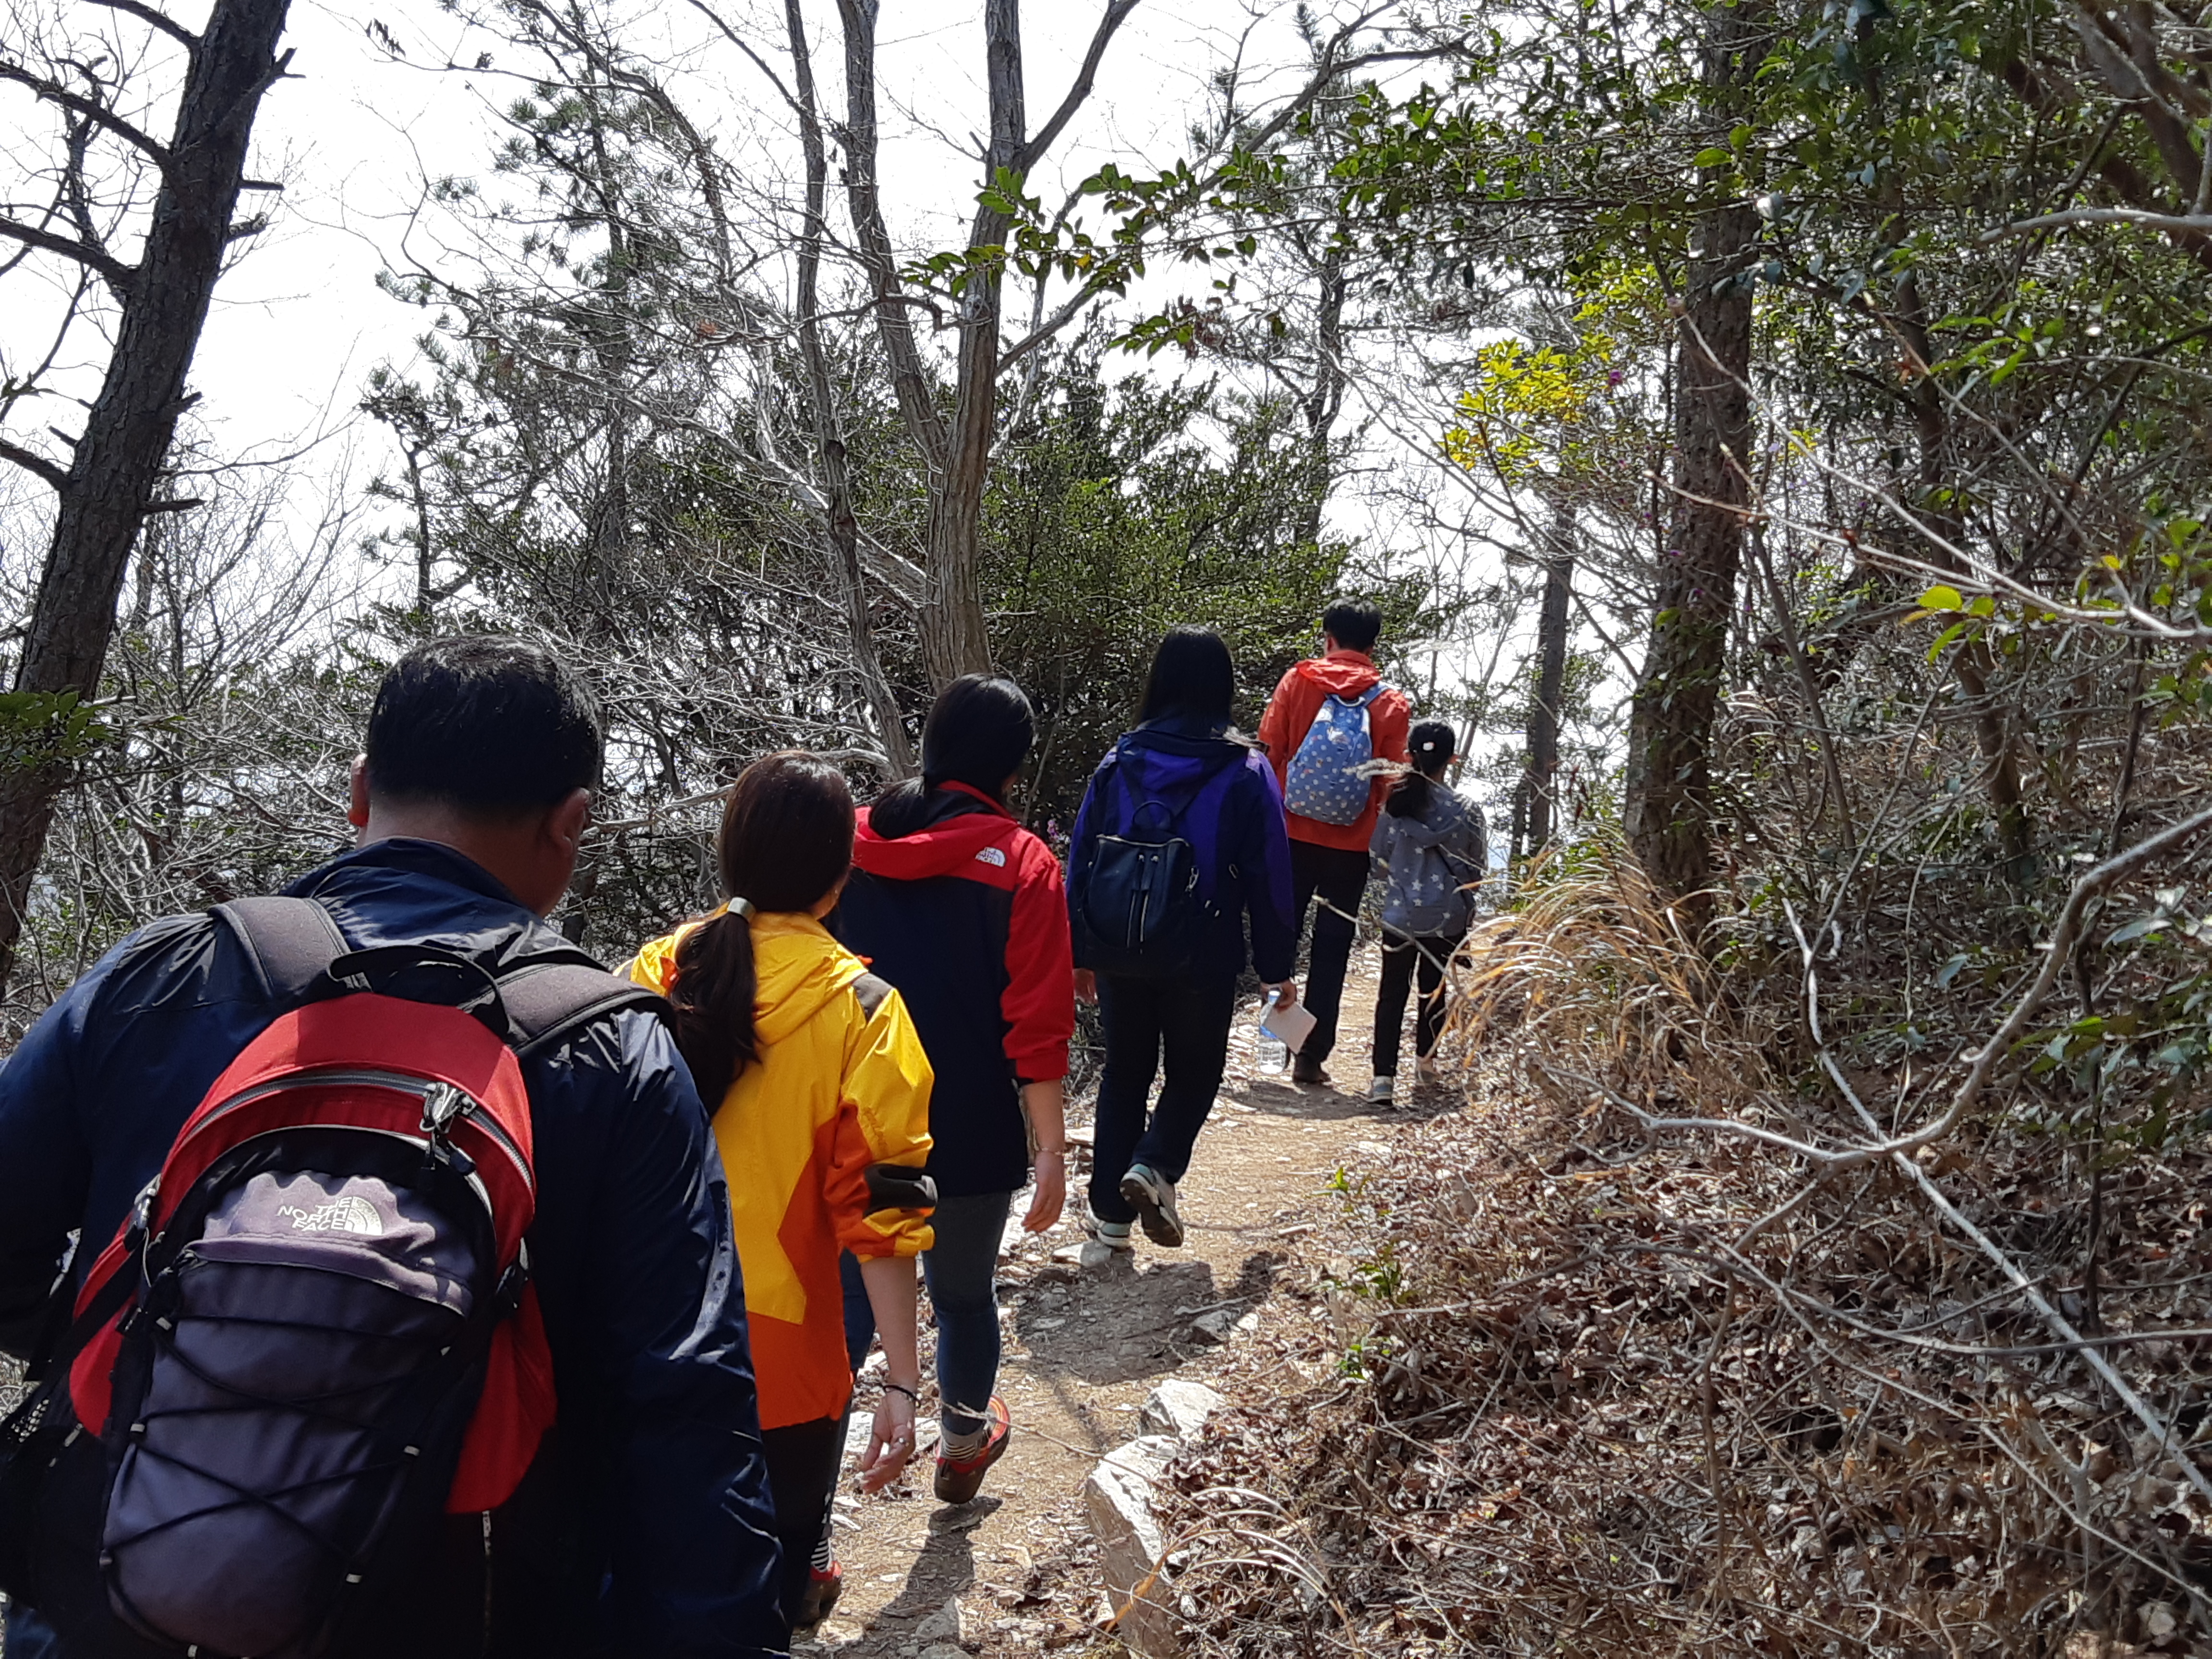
[799,950,1432,1658]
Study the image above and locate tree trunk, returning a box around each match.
[915,0,1025,690]
[836,0,1136,691]
[1527,501,1574,850]
[787,0,913,776]
[835,0,950,473]
[1891,266,2033,884]
[1294,240,1348,551]
[0,0,294,991]
[1623,3,1760,896]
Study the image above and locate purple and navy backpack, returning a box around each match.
[1069,744,1242,979]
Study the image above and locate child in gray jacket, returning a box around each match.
[1367,721,1487,1100]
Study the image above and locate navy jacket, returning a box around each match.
[0,840,785,1658]
[834,786,1074,1201]
[1067,718,1299,985]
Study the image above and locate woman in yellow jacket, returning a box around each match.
[628,751,935,1635]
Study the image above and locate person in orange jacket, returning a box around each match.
[627,752,936,1636]
[1256,601,1412,1085]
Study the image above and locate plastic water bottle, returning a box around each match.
[1256,992,1288,1074]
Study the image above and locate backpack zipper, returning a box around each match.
[199,1122,500,1227]
[190,1067,534,1195]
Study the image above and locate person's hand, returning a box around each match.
[1073,969,1097,1006]
[1267,980,1299,1008]
[856,1384,918,1493]
[1024,1148,1067,1232]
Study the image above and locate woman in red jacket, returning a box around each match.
[832,675,1073,1504]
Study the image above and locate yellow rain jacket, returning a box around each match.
[628,908,934,1430]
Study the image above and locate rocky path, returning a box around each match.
[800,949,1434,1658]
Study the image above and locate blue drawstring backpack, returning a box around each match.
[1283,685,1384,825]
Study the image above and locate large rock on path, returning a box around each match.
[1082,1435,1182,1658]
[1140,1378,1224,1442]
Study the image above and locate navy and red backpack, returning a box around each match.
[0,897,660,1659]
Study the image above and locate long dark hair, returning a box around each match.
[668,751,855,1103]
[1387,720,1458,820]
[1137,626,1235,727]
[871,673,1035,835]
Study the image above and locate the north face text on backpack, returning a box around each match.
[277,1194,386,1236]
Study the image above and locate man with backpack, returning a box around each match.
[0,637,786,1657]
[1257,601,1412,1088]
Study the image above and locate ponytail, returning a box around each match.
[670,898,758,1104]
[1387,720,1458,820]
[665,751,855,1103]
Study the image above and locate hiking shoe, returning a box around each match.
[1415,1056,1443,1086]
[795,1560,842,1629]
[934,1396,1011,1504]
[1119,1163,1184,1248]
[1367,1074,1395,1104]
[1292,1055,1330,1086]
[1085,1209,1135,1252]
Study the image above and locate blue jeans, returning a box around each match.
[841,1189,1012,1438]
[1089,972,1237,1224]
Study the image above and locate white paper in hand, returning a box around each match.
[1261,997,1317,1052]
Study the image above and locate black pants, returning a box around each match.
[1090,972,1238,1222]
[1373,927,1463,1077]
[1290,840,1370,1066]
[760,1415,843,1632]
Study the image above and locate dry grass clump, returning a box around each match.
[1153,855,2212,1659]
[1452,835,1788,1118]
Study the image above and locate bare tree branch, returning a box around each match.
[1985,205,2212,239]
[84,0,200,50]
[997,25,1454,370]
[0,439,69,492]
[1012,0,1140,172]
[0,62,175,168]
[0,214,134,288]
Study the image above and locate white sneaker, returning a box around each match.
[1085,1209,1134,1252]
[1118,1163,1184,1248]
[1367,1074,1395,1104]
[1415,1057,1442,1085]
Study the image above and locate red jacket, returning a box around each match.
[1257,649,1412,852]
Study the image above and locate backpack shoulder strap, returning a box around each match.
[216,895,662,1058]
[492,957,669,1061]
[214,895,350,1002]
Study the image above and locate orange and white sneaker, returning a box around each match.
[933,1396,1012,1504]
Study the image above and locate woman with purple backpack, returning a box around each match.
[1067,627,1300,1251]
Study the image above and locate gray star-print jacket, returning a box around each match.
[1370,783,1488,938]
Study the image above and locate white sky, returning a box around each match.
[62,0,1334,469]
[0,0,1547,794]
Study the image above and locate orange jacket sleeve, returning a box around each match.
[1372,687,1412,767]
[827,984,936,1260]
